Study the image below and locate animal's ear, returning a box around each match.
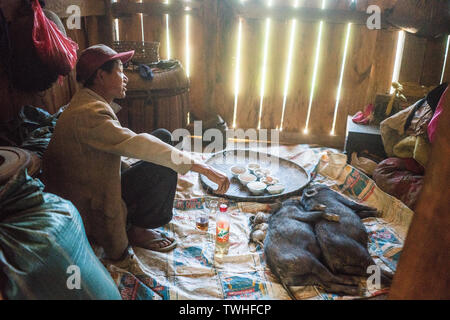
[304,188,318,198]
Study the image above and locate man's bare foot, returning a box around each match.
[128,225,176,251]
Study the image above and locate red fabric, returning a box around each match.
[31,0,79,76]
[352,104,374,124]
[427,86,448,143]
[373,158,424,209]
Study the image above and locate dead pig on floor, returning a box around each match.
[300,185,393,285]
[264,199,365,297]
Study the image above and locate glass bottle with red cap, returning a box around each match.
[215,203,230,256]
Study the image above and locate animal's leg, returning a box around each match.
[291,210,327,223]
[309,263,363,296]
[339,264,370,276]
[330,190,378,213]
[310,257,361,286]
[355,209,380,219]
[275,252,359,288]
[264,256,297,300]
[318,234,375,276]
[320,282,363,296]
[286,272,362,296]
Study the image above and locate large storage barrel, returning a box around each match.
[116,63,190,134]
[0,147,40,185]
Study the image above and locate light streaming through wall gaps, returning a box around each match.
[112,0,119,41]
[232,18,243,129]
[165,1,171,60]
[257,0,273,130]
[440,35,450,85]
[303,0,326,134]
[390,30,405,94]
[232,0,248,129]
[330,22,352,136]
[330,1,357,136]
[185,13,191,78]
[279,0,299,132]
[139,0,144,42]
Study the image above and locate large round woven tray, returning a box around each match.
[200,149,310,202]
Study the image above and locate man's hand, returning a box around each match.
[191,162,230,194]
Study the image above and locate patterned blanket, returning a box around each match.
[104,145,413,300]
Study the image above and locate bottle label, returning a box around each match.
[216,221,230,243]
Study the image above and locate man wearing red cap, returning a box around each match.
[43,45,230,260]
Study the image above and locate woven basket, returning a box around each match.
[112,41,160,64]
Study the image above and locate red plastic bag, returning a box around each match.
[352,104,374,125]
[31,0,78,76]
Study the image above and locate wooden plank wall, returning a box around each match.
[213,0,447,147]
[1,0,449,148]
[216,0,405,145]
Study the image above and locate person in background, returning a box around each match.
[42,44,230,260]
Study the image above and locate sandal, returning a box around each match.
[141,231,178,252]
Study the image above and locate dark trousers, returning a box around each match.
[121,129,178,229]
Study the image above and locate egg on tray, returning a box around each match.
[262,175,279,185]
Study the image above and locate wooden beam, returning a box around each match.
[278,131,345,149]
[111,0,201,18]
[234,4,391,28]
[389,87,450,300]
[231,1,450,34]
[228,128,345,149]
[45,0,105,18]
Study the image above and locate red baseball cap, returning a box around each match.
[76,44,134,84]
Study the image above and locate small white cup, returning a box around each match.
[238,173,257,186]
[246,163,260,174]
[247,181,267,195]
[230,165,247,178]
[267,184,285,195]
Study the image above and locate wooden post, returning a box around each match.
[118,0,144,42]
[389,89,450,300]
[142,0,163,46]
[202,0,219,121]
[98,0,114,46]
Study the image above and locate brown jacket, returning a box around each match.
[42,88,193,259]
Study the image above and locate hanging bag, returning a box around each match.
[31,0,78,76]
